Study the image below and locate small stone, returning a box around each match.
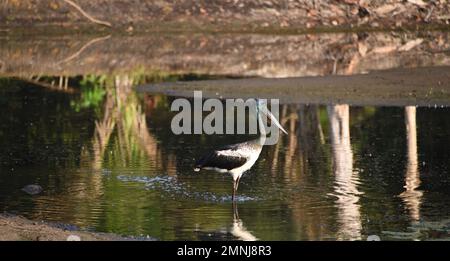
[280,20,289,27]
[21,184,43,195]
[307,10,318,17]
[67,235,81,241]
[367,235,381,241]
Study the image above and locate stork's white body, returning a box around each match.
[225,147,263,182]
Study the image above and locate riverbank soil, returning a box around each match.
[0,214,137,241]
[1,0,450,32]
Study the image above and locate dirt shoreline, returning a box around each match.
[0,213,155,241]
[2,1,450,33]
[138,66,450,106]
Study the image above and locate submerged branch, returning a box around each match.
[58,35,111,65]
[19,77,79,94]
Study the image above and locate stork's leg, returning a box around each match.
[232,200,239,220]
[235,176,241,190]
[232,179,237,202]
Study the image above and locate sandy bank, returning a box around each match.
[0,213,155,241]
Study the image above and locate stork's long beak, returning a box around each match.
[266,109,288,134]
[259,103,288,135]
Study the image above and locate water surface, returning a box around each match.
[1,76,449,240]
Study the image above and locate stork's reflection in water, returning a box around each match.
[193,202,258,241]
[230,202,257,241]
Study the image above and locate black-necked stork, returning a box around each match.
[194,100,287,201]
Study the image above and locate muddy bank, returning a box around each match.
[1,31,449,78]
[1,0,450,32]
[138,66,450,106]
[0,213,155,241]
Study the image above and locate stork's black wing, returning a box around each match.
[194,148,248,171]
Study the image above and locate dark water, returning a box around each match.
[0,77,450,241]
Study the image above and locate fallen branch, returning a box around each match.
[425,6,434,22]
[62,0,112,27]
[407,0,427,7]
[437,15,450,20]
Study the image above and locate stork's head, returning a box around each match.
[256,99,288,135]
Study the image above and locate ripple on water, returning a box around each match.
[116,175,259,203]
